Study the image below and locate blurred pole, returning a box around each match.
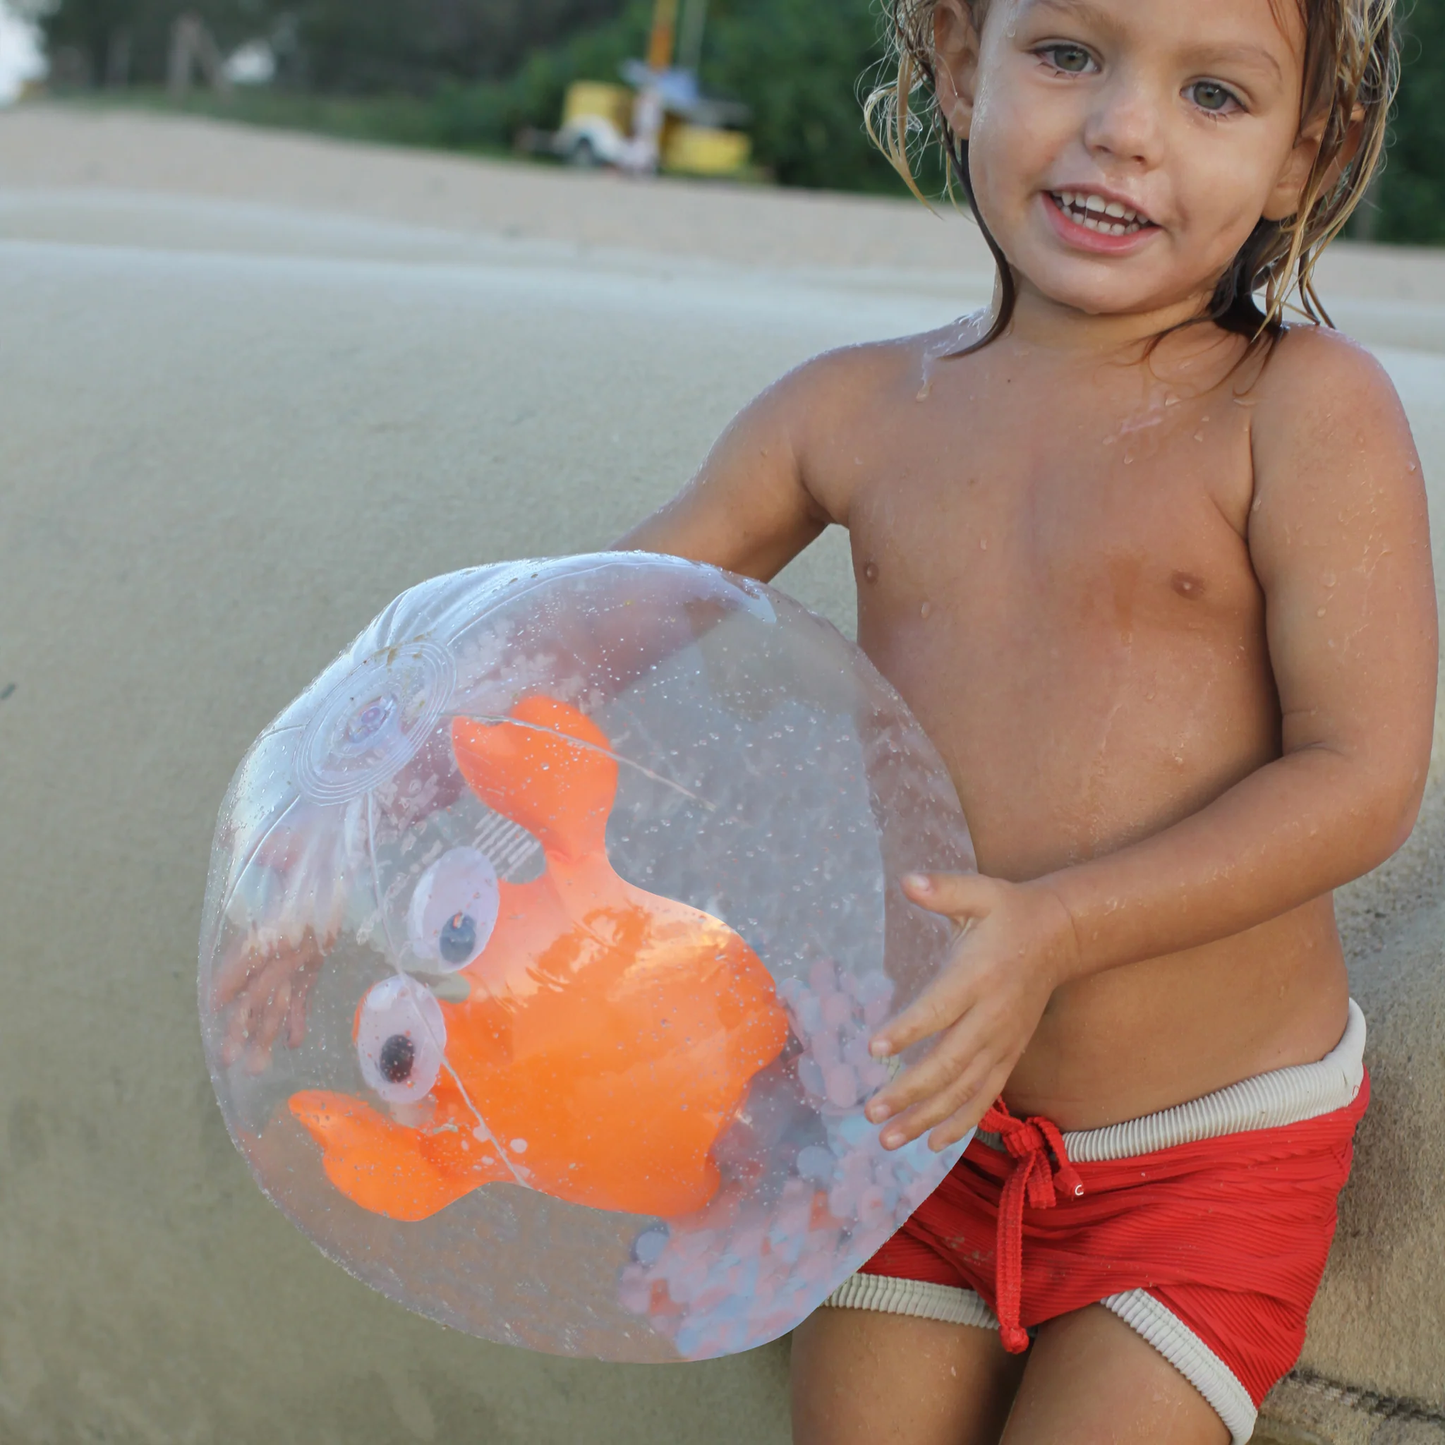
[105,28,131,87]
[168,13,233,96]
[647,0,678,71]
[678,0,708,76]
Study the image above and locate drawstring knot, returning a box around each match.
[979,1099,1084,1352]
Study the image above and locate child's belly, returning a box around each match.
[1004,908,1351,1129]
[856,554,1353,1130]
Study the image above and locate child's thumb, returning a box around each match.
[901,871,992,920]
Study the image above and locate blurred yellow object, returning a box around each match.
[663,125,751,177]
[561,82,634,136]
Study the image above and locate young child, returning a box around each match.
[610,0,1438,1439]
[212,0,1437,1435]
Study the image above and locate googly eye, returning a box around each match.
[356,975,446,1105]
[407,847,499,973]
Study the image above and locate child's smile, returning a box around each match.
[1042,186,1159,253]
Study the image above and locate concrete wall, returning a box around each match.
[1,111,1442,1444]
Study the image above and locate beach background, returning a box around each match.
[1,100,1444,1444]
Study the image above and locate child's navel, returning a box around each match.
[1171,571,1206,600]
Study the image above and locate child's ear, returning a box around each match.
[934,0,983,141]
[1262,105,1364,222]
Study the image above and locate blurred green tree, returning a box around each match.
[1371,0,1445,243]
[292,0,625,92]
[699,0,904,192]
[37,0,264,85]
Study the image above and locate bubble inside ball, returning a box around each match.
[199,554,975,1361]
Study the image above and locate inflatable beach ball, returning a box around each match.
[199,554,975,1361]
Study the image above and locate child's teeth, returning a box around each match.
[1053,190,1146,233]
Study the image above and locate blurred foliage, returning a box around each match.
[37,0,264,85]
[35,0,626,89]
[699,0,907,192]
[33,0,1445,238]
[1370,0,1445,243]
[290,0,623,92]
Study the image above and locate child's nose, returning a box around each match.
[1082,74,1164,168]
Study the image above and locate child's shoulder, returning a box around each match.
[1251,321,1404,419]
[770,315,989,413]
[1244,323,1421,531]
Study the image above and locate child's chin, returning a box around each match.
[1026,262,1182,321]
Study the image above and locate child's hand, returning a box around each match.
[865,874,1079,1152]
[213,928,327,1074]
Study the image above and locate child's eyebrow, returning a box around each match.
[1181,42,1284,83]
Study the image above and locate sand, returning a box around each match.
[0,103,1442,1445]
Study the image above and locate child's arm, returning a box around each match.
[615,355,857,574]
[867,332,1439,1151]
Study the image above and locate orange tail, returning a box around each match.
[452,697,617,862]
[290,1090,512,1222]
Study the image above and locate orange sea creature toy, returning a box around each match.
[290,695,791,1223]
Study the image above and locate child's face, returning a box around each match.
[937,0,1323,321]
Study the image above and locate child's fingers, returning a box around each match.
[286,986,309,1049]
[868,1013,996,1125]
[220,975,266,1066]
[212,938,266,1009]
[877,1051,995,1149]
[257,977,292,1054]
[901,871,995,920]
[880,1052,1009,1152]
[869,947,987,1058]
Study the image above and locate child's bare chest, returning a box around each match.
[836,363,1277,876]
[849,372,1257,627]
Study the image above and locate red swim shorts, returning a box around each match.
[826,1001,1369,1445]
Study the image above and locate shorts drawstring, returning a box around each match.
[978,1099,1085,1352]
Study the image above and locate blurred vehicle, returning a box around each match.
[538,0,752,179]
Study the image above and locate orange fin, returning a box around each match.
[452,696,617,861]
[289,1090,506,1223]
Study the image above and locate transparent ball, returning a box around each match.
[199,554,976,1360]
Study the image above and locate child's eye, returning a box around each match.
[1037,44,1095,75]
[1187,80,1240,114]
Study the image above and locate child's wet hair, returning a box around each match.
[866,0,1398,349]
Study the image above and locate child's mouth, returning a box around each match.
[1048,190,1156,237]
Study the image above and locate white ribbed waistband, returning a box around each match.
[976,999,1366,1164]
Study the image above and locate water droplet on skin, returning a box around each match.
[1194,431,1205,442]
[1252,497,1263,512]
[1324,572,1337,587]
[863,561,879,583]
[1408,461,1418,472]
[979,538,988,551]
[920,601,932,620]
[1316,607,1327,617]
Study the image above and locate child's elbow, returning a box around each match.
[1362,763,1430,870]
